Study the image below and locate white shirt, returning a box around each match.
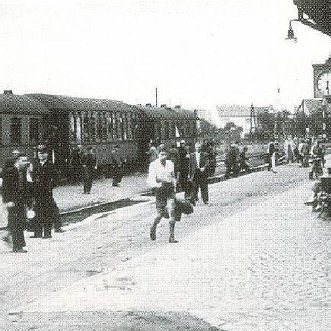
[195,152,201,168]
[147,158,174,188]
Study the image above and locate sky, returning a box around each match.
[0,0,330,113]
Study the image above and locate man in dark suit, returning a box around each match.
[2,153,30,252]
[81,147,97,193]
[110,145,124,187]
[189,142,210,205]
[31,145,57,239]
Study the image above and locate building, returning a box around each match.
[216,104,274,136]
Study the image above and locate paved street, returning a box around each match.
[0,164,330,330]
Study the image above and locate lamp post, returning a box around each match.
[285,20,298,42]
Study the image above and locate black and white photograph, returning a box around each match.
[0,0,330,330]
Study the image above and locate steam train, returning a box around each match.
[0,90,198,176]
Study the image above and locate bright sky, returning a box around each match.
[0,0,330,111]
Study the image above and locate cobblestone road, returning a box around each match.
[1,164,330,330]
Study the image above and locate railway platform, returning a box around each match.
[0,161,329,330]
[0,160,269,228]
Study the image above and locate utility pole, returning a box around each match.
[250,103,256,140]
[155,87,158,107]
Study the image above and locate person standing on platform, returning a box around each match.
[81,147,97,193]
[111,145,125,187]
[267,140,277,173]
[147,146,178,243]
[189,142,210,205]
[31,145,57,239]
[2,153,30,252]
[239,146,251,173]
[178,140,190,198]
[146,141,158,165]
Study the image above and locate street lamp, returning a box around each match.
[285,20,297,42]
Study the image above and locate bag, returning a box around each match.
[175,198,194,215]
[25,208,36,232]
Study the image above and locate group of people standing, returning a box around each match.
[68,144,125,193]
[224,142,251,178]
[147,140,215,243]
[267,136,325,176]
[2,145,63,253]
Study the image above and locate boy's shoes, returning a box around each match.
[169,238,179,243]
[13,248,27,253]
[55,228,65,233]
[150,226,156,241]
[304,200,314,206]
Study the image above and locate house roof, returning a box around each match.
[300,98,323,114]
[26,93,140,114]
[0,93,49,115]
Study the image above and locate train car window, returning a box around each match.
[127,113,132,140]
[107,112,113,141]
[115,112,120,140]
[10,117,21,144]
[123,114,128,141]
[29,118,39,144]
[76,115,82,144]
[90,112,97,142]
[83,113,90,143]
[119,114,124,141]
[97,112,103,141]
[69,113,77,143]
[102,112,107,141]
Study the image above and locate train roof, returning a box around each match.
[26,93,141,114]
[0,92,49,115]
[138,105,196,120]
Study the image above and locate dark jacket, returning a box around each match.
[82,152,97,170]
[2,165,29,205]
[33,160,56,202]
[189,151,210,180]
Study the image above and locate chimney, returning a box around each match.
[160,104,167,108]
[145,103,152,107]
[4,90,13,95]
[174,105,181,109]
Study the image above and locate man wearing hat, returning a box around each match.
[189,142,210,205]
[178,140,190,198]
[31,145,57,238]
[2,153,30,252]
[110,145,124,187]
[81,146,97,193]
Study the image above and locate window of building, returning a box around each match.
[10,117,21,144]
[29,118,39,144]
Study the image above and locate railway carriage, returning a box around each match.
[27,93,146,175]
[138,104,197,148]
[0,91,198,178]
[0,90,48,172]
